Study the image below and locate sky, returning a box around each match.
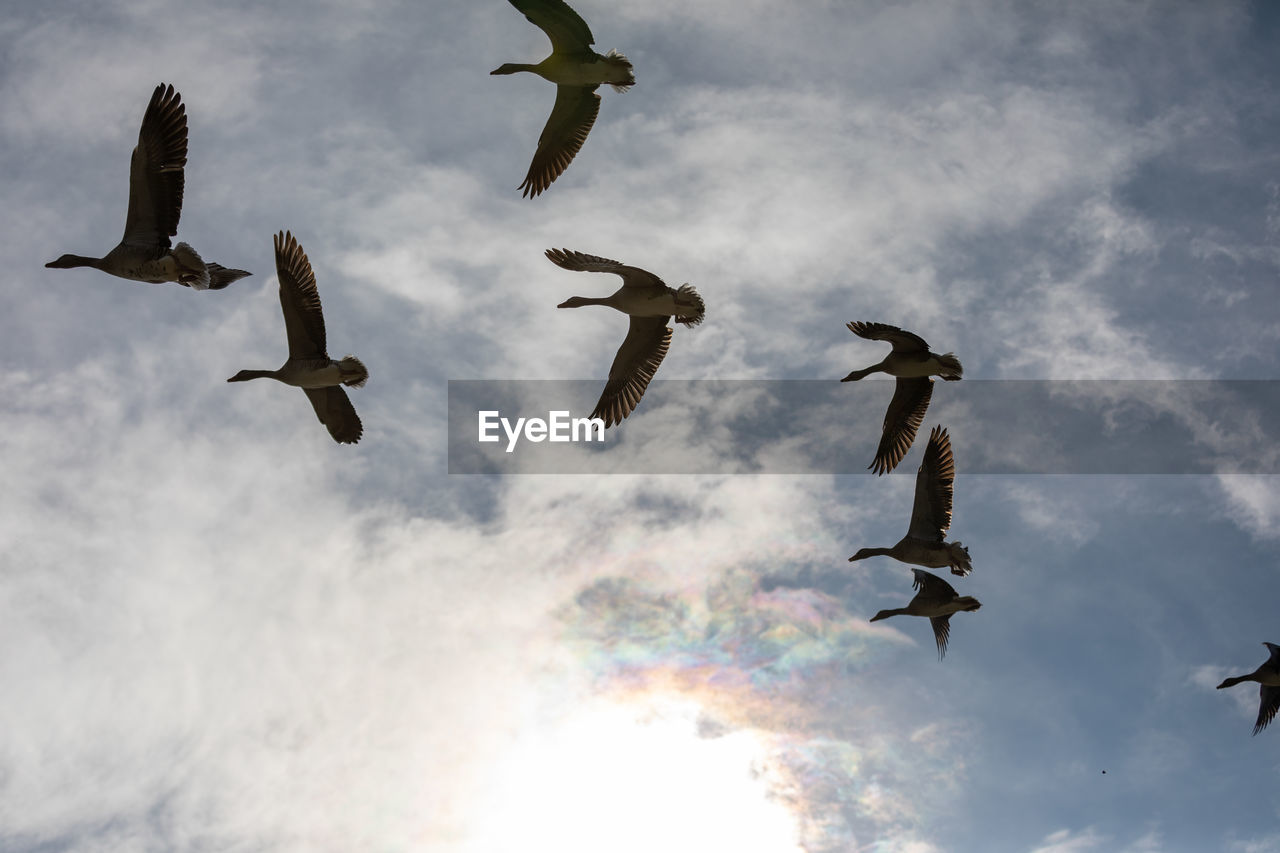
[2,1,1279,851]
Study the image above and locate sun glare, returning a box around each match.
[468,698,804,853]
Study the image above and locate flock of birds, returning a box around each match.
[40,0,1279,736]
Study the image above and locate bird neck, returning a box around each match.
[558,295,615,309]
[227,369,279,382]
[46,254,105,270]
[870,608,908,622]
[491,63,539,76]
[841,364,883,382]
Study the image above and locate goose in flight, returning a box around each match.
[1217,642,1280,735]
[869,568,981,659]
[842,322,962,474]
[492,0,634,197]
[849,425,973,576]
[227,232,367,444]
[548,248,703,427]
[45,83,250,290]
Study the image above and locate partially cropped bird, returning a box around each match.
[45,83,250,290]
[869,568,981,659]
[842,322,962,475]
[492,0,634,197]
[849,425,973,576]
[1217,642,1280,735]
[547,248,703,427]
[227,232,367,444]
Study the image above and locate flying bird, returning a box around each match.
[547,248,704,427]
[227,232,367,444]
[45,83,250,290]
[1217,642,1280,735]
[849,425,973,576]
[492,0,634,197]
[869,568,981,659]
[842,321,962,474]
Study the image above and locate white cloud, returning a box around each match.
[1027,827,1163,853]
[1215,477,1280,541]
[1030,828,1108,853]
[1231,834,1280,853]
[998,482,1101,545]
[1189,664,1257,722]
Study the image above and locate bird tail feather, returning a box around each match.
[937,352,963,380]
[674,284,705,327]
[340,355,369,388]
[206,263,252,290]
[604,49,635,92]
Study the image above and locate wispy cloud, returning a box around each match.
[1215,477,1280,541]
[559,566,971,850]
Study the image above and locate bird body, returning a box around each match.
[492,0,634,197]
[228,356,368,389]
[843,351,962,381]
[842,321,961,474]
[851,540,971,572]
[493,50,633,88]
[849,425,973,576]
[557,284,700,318]
[869,569,981,659]
[1217,642,1280,735]
[841,322,962,381]
[547,248,703,427]
[104,242,195,284]
[227,232,366,444]
[45,83,250,290]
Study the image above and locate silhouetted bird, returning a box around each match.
[547,248,703,427]
[842,322,961,474]
[1217,642,1280,735]
[849,425,973,576]
[492,0,634,197]
[227,232,367,444]
[869,568,981,659]
[45,83,250,290]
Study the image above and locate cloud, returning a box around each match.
[1027,827,1168,853]
[1230,835,1280,853]
[558,562,975,850]
[1029,828,1108,853]
[0,330,899,848]
[1215,477,1280,541]
[996,482,1100,544]
[1193,656,1274,728]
